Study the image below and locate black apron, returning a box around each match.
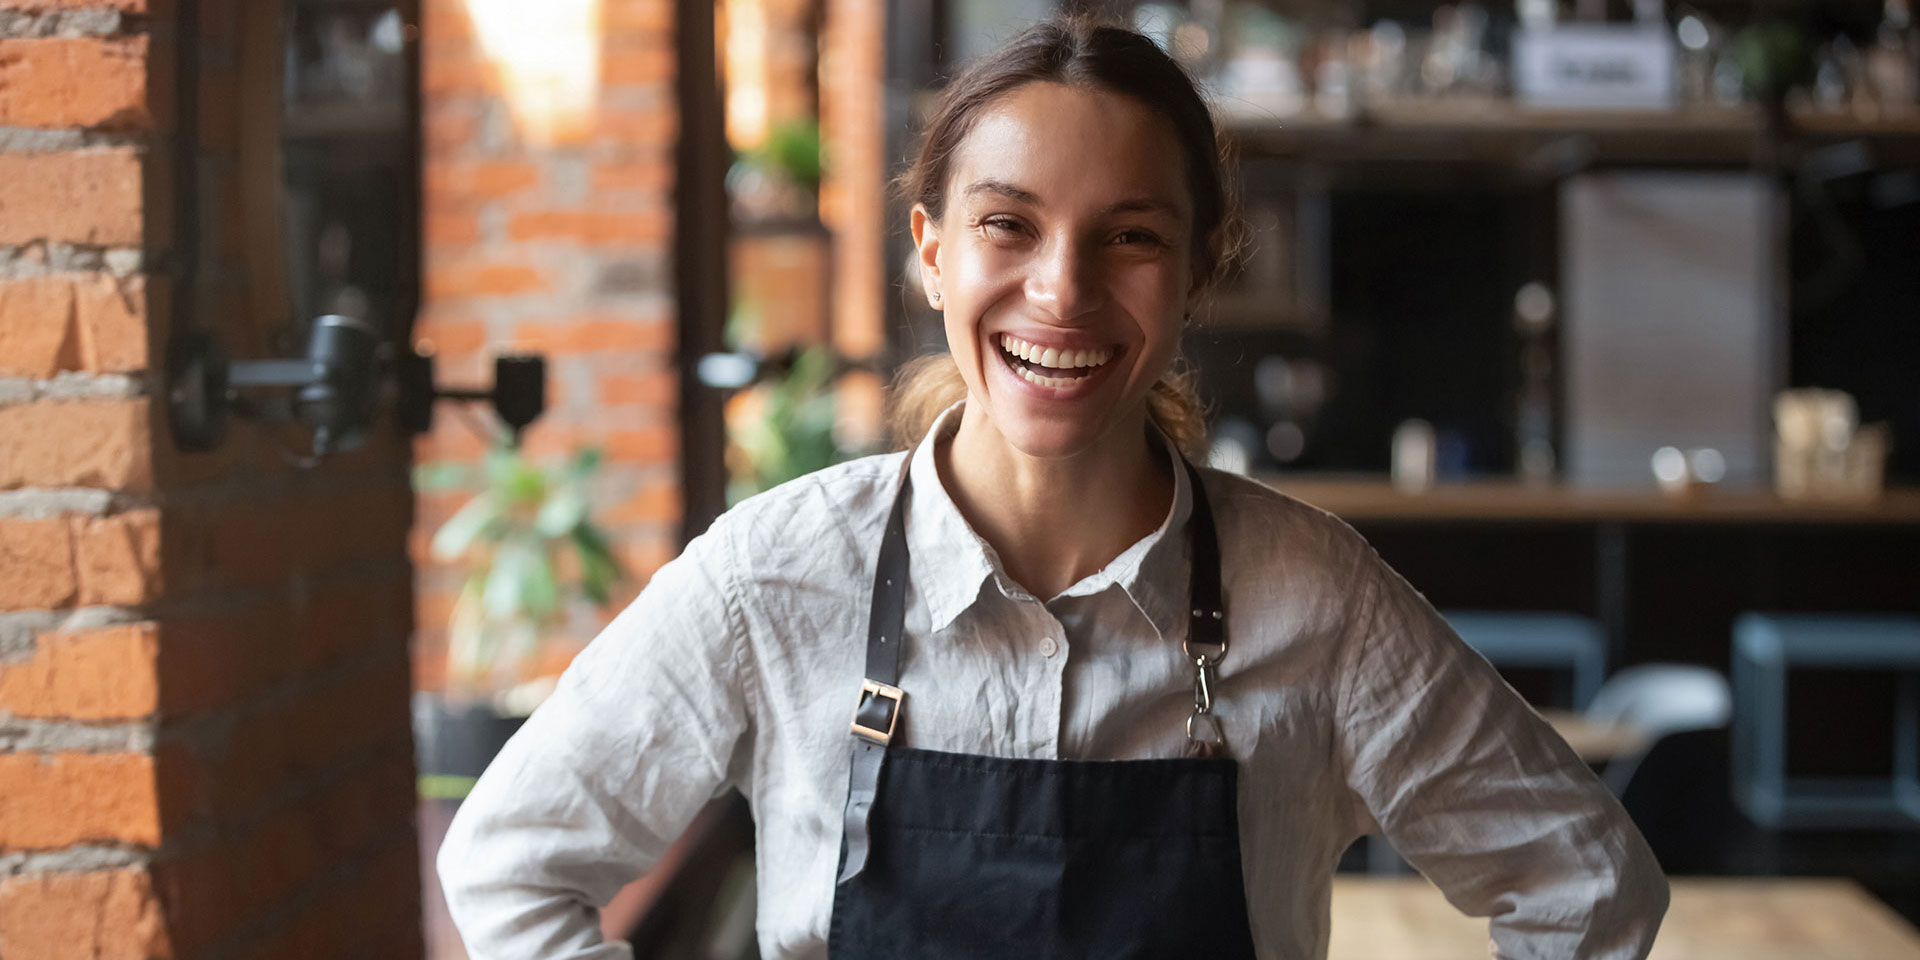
[827,451,1260,959]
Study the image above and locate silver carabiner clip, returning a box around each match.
[1185,654,1228,756]
[1192,655,1215,715]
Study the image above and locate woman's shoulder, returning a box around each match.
[1194,465,1375,572]
[703,450,910,553]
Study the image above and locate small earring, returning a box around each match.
[931,291,943,304]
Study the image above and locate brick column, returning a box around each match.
[820,0,888,442]
[0,2,422,958]
[413,0,682,686]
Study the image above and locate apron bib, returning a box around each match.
[826,451,1259,959]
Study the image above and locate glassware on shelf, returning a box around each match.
[1673,8,1723,107]
[1392,419,1437,492]
[1774,389,1890,502]
[1867,0,1919,114]
[1214,3,1306,118]
[1356,20,1409,107]
[1513,282,1556,484]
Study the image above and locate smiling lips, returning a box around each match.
[997,333,1115,389]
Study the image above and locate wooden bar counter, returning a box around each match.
[1330,876,1920,959]
[1254,477,1920,526]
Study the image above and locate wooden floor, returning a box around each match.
[1330,876,1920,960]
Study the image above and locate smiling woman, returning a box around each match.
[437,13,1670,960]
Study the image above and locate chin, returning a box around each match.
[983,409,1114,461]
[968,331,1158,461]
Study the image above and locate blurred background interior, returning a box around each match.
[0,0,1916,956]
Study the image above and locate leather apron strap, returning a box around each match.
[837,448,915,884]
[836,445,1224,883]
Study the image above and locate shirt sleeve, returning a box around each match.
[1332,545,1670,960]
[436,519,755,960]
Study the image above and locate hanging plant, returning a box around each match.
[416,442,625,714]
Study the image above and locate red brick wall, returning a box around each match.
[820,0,885,362]
[0,2,422,957]
[818,0,888,446]
[413,0,682,688]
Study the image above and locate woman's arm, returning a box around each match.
[436,521,755,960]
[1333,546,1669,960]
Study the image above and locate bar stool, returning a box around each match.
[1443,611,1608,711]
[1731,613,1920,829]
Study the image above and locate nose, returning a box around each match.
[1023,235,1105,324]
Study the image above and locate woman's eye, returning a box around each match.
[1114,229,1161,246]
[981,217,1023,236]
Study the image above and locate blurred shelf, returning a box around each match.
[1222,101,1920,167]
[1254,475,1920,524]
[1196,296,1324,332]
[731,213,830,237]
[283,101,406,140]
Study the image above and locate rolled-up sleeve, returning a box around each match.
[436,520,755,960]
[1333,546,1669,959]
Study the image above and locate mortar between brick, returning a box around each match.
[0,126,144,153]
[0,242,138,277]
[0,606,143,662]
[0,714,156,752]
[0,488,119,518]
[0,372,148,405]
[0,843,147,878]
[0,9,126,40]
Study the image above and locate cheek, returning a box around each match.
[1115,264,1187,340]
[940,247,1017,358]
[949,244,1020,299]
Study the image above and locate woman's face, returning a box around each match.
[911,81,1202,461]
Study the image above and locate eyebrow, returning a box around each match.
[964,178,1043,206]
[961,178,1182,219]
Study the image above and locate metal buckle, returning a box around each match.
[1187,712,1226,749]
[849,679,905,746]
[1184,607,1228,666]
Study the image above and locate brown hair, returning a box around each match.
[887,12,1246,460]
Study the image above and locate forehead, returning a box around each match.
[946,82,1190,218]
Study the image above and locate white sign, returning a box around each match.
[1513,27,1677,110]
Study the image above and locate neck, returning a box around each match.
[936,404,1175,601]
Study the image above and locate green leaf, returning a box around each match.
[570,525,624,605]
[522,548,559,620]
[565,445,604,482]
[413,460,477,492]
[418,774,480,799]
[534,487,588,538]
[503,459,546,504]
[483,538,537,619]
[482,444,547,504]
[431,494,502,561]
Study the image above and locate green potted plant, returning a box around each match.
[725,343,844,505]
[412,442,626,799]
[726,118,824,223]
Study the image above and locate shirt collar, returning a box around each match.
[903,400,1195,640]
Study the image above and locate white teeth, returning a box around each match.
[1014,364,1077,389]
[998,334,1112,370]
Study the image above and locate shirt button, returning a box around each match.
[1039,636,1059,658]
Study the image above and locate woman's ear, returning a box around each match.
[910,203,943,309]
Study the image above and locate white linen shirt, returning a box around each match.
[438,405,1669,960]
